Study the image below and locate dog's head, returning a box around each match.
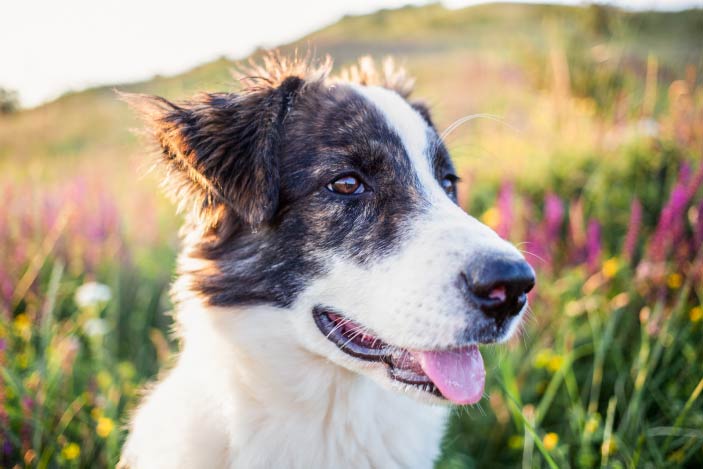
[125,54,534,405]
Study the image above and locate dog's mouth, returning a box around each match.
[313,307,486,405]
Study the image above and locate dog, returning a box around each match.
[118,53,535,469]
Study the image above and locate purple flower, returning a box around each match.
[623,198,642,262]
[21,396,34,411]
[518,200,549,271]
[668,185,689,240]
[586,219,602,272]
[647,164,697,262]
[544,193,564,246]
[496,181,514,239]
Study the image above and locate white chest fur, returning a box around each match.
[120,302,449,469]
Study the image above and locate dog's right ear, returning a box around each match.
[119,78,303,227]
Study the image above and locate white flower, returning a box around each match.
[75,282,112,309]
[83,318,109,337]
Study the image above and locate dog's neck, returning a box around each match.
[175,299,449,468]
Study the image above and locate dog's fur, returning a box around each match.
[119,53,530,469]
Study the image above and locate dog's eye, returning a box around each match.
[441,176,457,198]
[327,175,365,195]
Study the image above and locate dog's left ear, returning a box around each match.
[120,77,304,227]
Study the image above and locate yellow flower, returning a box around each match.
[601,257,620,279]
[534,349,552,369]
[97,370,112,390]
[508,435,524,450]
[690,306,703,323]
[543,432,559,451]
[13,314,32,340]
[584,416,599,434]
[61,443,80,461]
[13,314,30,328]
[667,273,683,289]
[547,355,564,373]
[480,207,501,229]
[96,417,115,438]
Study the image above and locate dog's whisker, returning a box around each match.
[518,248,547,264]
[440,113,519,142]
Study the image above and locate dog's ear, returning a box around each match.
[120,77,304,227]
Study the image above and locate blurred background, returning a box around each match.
[1,1,702,467]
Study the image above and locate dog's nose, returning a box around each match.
[463,257,535,322]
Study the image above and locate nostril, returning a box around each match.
[487,285,507,302]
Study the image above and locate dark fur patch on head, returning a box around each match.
[410,101,435,128]
[191,82,431,307]
[124,51,454,308]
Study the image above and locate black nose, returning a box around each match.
[462,256,536,323]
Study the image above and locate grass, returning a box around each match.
[1,2,702,468]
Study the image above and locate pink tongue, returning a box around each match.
[411,345,485,405]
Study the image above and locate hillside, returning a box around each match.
[0,1,701,205]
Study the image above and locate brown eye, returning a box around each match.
[327,175,365,195]
[441,176,457,198]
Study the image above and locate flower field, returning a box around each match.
[1,3,702,468]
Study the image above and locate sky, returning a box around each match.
[2,0,701,107]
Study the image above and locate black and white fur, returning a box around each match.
[118,54,532,469]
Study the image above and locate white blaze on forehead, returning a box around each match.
[352,85,444,200]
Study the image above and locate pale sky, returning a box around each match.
[2,0,700,107]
